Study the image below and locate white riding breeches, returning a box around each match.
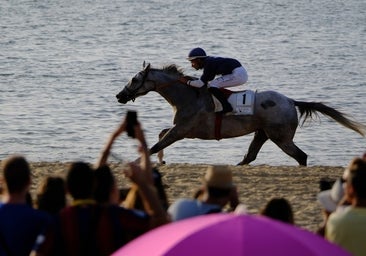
[208,66,248,88]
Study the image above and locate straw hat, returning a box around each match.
[203,165,234,189]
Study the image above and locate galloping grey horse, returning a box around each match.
[116,63,365,166]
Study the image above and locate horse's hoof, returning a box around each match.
[157,161,166,166]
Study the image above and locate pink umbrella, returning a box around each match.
[113,213,350,256]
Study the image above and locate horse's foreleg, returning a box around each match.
[157,128,170,164]
[149,126,186,162]
[238,129,268,165]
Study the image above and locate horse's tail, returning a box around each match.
[294,101,366,136]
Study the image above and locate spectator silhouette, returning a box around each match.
[36,176,66,215]
[316,168,351,236]
[57,161,101,255]
[168,165,240,221]
[56,112,169,256]
[0,155,54,256]
[95,111,169,223]
[260,197,294,224]
[325,156,366,256]
[93,165,120,206]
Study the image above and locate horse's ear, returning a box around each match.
[142,61,150,68]
[143,62,151,72]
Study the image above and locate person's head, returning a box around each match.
[345,157,366,203]
[66,161,94,200]
[260,198,294,224]
[187,47,207,70]
[1,155,31,194]
[202,165,234,205]
[93,165,119,205]
[36,176,66,214]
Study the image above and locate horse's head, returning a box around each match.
[117,62,197,106]
[116,63,155,104]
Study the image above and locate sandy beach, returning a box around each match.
[27,162,344,233]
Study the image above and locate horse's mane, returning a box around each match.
[159,64,185,77]
[150,63,197,82]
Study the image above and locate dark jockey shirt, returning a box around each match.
[200,56,242,83]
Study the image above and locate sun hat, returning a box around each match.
[317,166,351,212]
[203,165,234,189]
[317,177,344,212]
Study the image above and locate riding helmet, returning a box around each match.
[187,47,207,61]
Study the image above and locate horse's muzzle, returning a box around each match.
[116,91,132,104]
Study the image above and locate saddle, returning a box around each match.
[212,89,256,140]
[212,89,255,115]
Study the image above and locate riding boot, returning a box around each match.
[208,87,233,114]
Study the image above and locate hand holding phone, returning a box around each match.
[126,111,138,138]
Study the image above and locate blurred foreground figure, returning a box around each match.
[326,156,366,256]
[0,155,53,256]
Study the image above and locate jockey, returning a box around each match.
[180,47,248,114]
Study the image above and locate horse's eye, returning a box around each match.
[131,78,138,83]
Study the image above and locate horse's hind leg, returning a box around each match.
[238,129,268,165]
[157,128,170,165]
[274,140,308,166]
[157,150,164,165]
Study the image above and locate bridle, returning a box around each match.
[124,68,150,102]
[125,67,184,101]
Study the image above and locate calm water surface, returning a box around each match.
[1,0,365,166]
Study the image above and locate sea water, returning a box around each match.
[1,0,365,166]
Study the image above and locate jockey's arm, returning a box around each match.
[188,79,205,88]
[178,76,205,88]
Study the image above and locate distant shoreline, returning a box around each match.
[27,162,344,233]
